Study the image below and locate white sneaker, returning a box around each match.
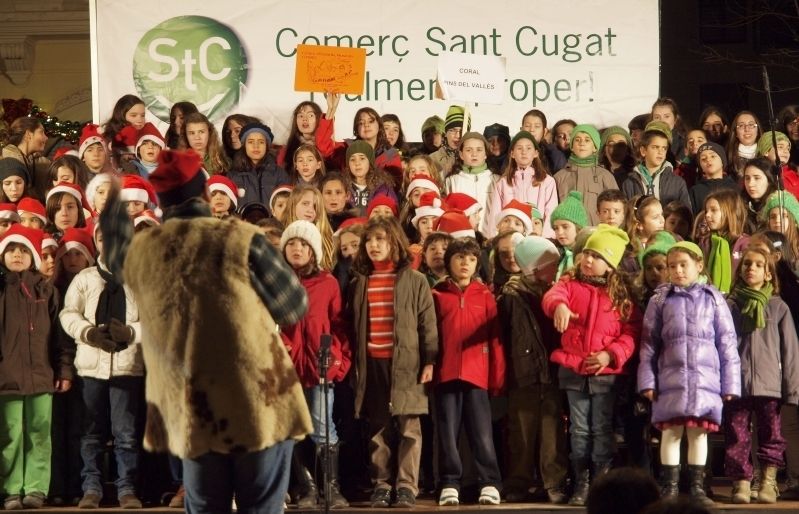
[479,485,501,505]
[438,487,459,506]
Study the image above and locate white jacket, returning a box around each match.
[444,170,499,235]
[59,261,144,379]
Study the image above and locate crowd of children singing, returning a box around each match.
[1,93,799,510]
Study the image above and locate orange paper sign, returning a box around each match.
[294,44,367,95]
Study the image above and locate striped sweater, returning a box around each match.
[367,260,397,358]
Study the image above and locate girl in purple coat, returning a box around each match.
[638,241,741,506]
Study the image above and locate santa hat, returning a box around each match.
[0,224,44,270]
[42,235,58,252]
[16,198,46,224]
[207,175,245,208]
[47,182,93,213]
[79,124,105,158]
[115,125,140,153]
[444,192,481,217]
[0,203,20,222]
[405,174,440,198]
[281,220,323,266]
[435,210,476,239]
[333,216,367,237]
[269,184,294,209]
[85,173,115,210]
[499,199,534,234]
[135,122,166,154]
[57,227,96,265]
[148,150,207,209]
[366,194,398,218]
[120,174,158,205]
[53,146,79,160]
[411,192,446,227]
[133,209,161,228]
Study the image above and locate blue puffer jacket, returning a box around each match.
[638,282,741,425]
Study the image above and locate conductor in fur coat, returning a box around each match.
[99,149,313,514]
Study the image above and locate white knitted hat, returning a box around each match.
[280,220,323,266]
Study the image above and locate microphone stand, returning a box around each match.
[762,65,785,233]
[318,334,332,514]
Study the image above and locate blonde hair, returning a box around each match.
[281,184,336,270]
[402,154,443,192]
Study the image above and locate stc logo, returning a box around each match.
[132,16,248,122]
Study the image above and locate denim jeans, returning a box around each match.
[80,376,143,499]
[182,439,293,514]
[304,385,337,445]
[565,390,615,466]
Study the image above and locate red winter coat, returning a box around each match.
[542,275,640,376]
[281,271,351,387]
[432,279,505,395]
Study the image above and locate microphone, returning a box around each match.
[319,334,332,384]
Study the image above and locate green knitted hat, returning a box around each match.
[550,190,589,229]
[759,190,799,225]
[644,120,673,145]
[346,140,375,168]
[669,241,704,261]
[531,205,543,221]
[757,131,791,158]
[570,124,601,152]
[638,230,677,266]
[600,126,632,151]
[421,115,444,136]
[583,224,630,268]
[510,130,540,151]
[445,105,470,132]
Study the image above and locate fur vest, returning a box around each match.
[124,217,312,458]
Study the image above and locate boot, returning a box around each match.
[291,445,318,508]
[568,460,590,506]
[731,480,751,504]
[659,465,680,500]
[757,465,779,504]
[687,465,714,507]
[318,444,349,509]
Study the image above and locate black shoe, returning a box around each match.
[503,488,528,503]
[569,461,591,506]
[659,465,680,500]
[318,444,349,509]
[369,488,392,508]
[688,465,714,507]
[393,487,416,508]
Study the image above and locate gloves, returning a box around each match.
[108,319,134,352]
[84,326,117,353]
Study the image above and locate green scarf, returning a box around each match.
[636,162,665,194]
[568,152,597,167]
[461,162,489,174]
[730,282,773,333]
[708,234,732,294]
[556,248,573,280]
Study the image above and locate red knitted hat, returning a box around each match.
[435,210,476,239]
[444,192,481,216]
[499,199,534,234]
[366,194,398,218]
[148,150,207,209]
[16,198,46,224]
[208,175,245,208]
[57,227,96,265]
[0,224,44,269]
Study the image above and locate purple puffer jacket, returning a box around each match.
[637,282,741,425]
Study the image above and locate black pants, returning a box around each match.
[434,380,501,490]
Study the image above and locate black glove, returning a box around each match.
[108,319,134,352]
[85,326,117,353]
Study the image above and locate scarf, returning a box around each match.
[556,248,573,280]
[730,282,772,333]
[95,263,127,326]
[568,152,597,167]
[461,162,489,175]
[708,234,732,294]
[636,162,666,196]
[738,143,757,160]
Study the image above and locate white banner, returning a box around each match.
[91,0,660,144]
